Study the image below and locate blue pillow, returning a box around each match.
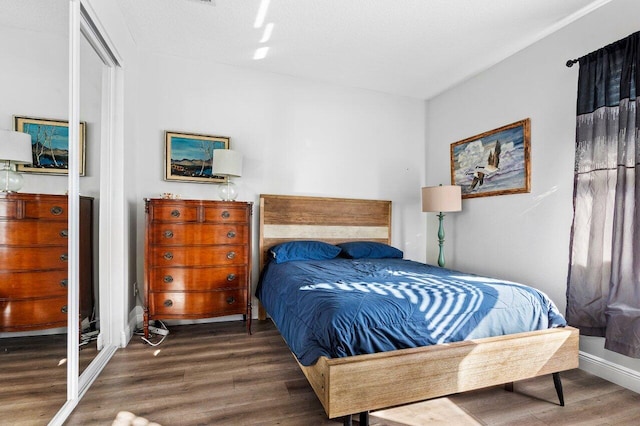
[337,241,403,259]
[269,241,342,264]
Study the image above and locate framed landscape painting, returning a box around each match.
[165,131,230,183]
[450,118,531,199]
[14,116,86,175]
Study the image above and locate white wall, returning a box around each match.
[426,0,640,389]
[133,51,427,310]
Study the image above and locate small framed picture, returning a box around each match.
[165,131,230,183]
[14,116,86,176]
[450,118,531,199]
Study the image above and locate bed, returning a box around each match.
[256,194,578,424]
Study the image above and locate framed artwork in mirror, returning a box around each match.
[164,131,229,183]
[450,118,531,199]
[14,116,86,176]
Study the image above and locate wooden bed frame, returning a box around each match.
[258,194,579,423]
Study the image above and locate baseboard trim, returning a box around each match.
[579,350,640,394]
[125,307,141,345]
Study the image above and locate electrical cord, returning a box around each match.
[132,284,170,346]
[79,332,98,347]
[134,320,169,347]
[79,315,100,347]
[130,282,168,346]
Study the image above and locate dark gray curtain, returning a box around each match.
[566,31,640,358]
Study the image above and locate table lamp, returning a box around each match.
[421,185,462,267]
[0,129,33,193]
[212,149,243,201]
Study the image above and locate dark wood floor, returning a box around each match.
[63,322,640,426]
[0,331,98,425]
[60,320,640,425]
[1,333,67,425]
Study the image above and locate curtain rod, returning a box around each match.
[566,58,579,68]
[566,30,640,68]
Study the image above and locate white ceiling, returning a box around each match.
[2,0,613,100]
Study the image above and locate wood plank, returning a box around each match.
[301,327,579,418]
[261,194,391,227]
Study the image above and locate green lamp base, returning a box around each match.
[437,212,445,268]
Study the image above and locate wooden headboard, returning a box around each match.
[258,194,392,319]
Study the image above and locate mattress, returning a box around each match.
[256,258,566,366]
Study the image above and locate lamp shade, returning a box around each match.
[421,185,462,213]
[212,149,242,177]
[0,130,33,164]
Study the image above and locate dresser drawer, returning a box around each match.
[0,270,68,298]
[148,245,248,267]
[203,205,250,223]
[0,296,68,331]
[149,289,246,316]
[149,204,199,222]
[0,199,19,219]
[0,221,69,245]
[0,247,68,271]
[149,223,248,246]
[24,200,68,220]
[148,266,246,292]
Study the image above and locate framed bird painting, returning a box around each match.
[450,118,531,199]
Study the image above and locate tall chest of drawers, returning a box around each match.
[143,198,253,337]
[0,193,94,332]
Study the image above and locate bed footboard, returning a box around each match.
[299,326,579,419]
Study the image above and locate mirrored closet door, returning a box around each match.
[68,0,123,414]
[78,16,104,377]
[1,1,124,424]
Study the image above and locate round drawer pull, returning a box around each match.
[60,229,69,238]
[226,296,236,305]
[50,206,64,216]
[227,273,236,281]
[226,251,236,260]
[60,279,68,288]
[221,210,230,219]
[163,275,174,283]
[60,253,68,261]
[227,230,236,239]
[164,252,174,260]
[163,230,174,238]
[164,299,173,307]
[61,305,68,314]
[170,209,181,218]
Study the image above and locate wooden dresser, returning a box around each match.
[0,193,93,332]
[143,198,252,337]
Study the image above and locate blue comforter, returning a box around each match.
[256,258,566,366]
